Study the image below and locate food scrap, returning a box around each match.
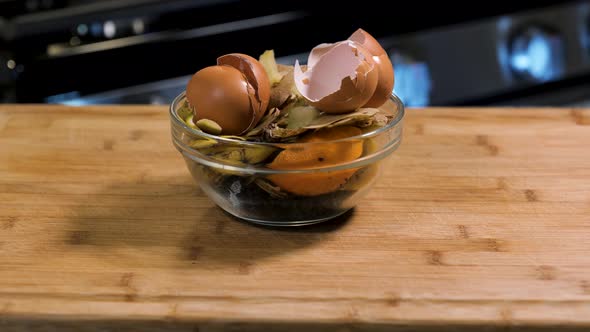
[178,28,396,198]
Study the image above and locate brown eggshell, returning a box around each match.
[294,41,378,113]
[186,65,255,135]
[217,53,271,123]
[311,54,377,113]
[349,29,395,108]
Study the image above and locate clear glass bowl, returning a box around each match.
[169,92,404,226]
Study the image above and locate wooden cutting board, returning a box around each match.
[0,104,589,331]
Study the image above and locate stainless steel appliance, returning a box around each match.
[382,0,590,106]
[1,0,589,106]
[0,0,317,103]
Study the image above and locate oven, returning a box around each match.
[1,0,589,107]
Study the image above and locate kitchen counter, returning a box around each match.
[1,104,589,331]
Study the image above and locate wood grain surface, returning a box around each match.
[0,104,589,331]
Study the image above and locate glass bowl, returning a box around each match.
[169,92,404,226]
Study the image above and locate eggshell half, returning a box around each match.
[186,65,254,135]
[185,53,271,135]
[217,53,271,124]
[294,40,378,113]
[349,29,395,108]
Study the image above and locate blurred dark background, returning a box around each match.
[1,0,590,107]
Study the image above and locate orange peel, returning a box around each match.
[268,126,363,196]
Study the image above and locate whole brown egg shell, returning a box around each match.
[185,53,271,135]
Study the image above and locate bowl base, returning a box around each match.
[220,207,351,227]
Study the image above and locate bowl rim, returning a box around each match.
[169,91,405,147]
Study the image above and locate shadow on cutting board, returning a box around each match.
[65,177,352,269]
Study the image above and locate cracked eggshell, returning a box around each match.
[186,65,253,135]
[349,28,395,108]
[217,53,270,124]
[186,53,271,135]
[294,40,378,114]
